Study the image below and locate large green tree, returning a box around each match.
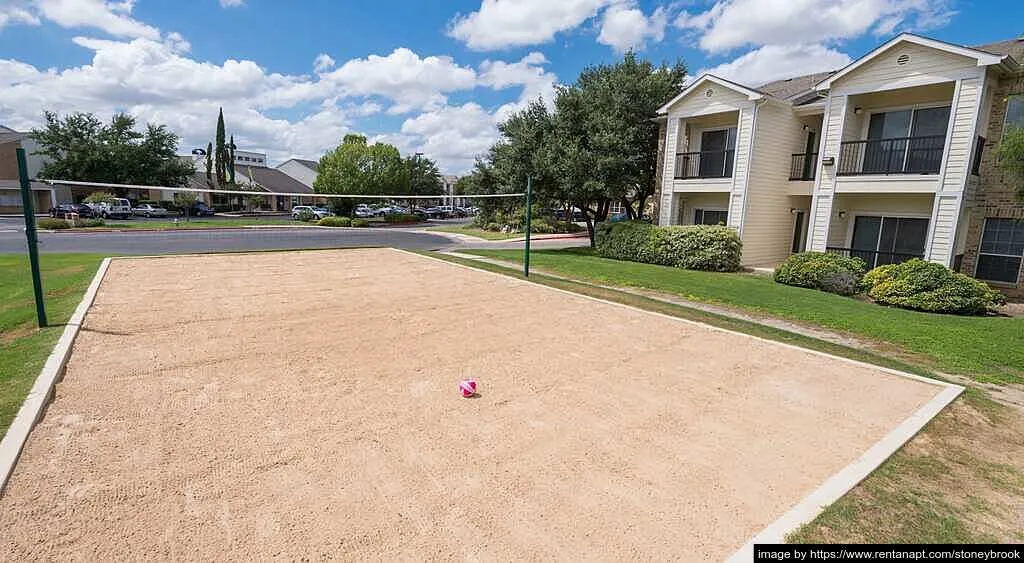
[314,134,410,197]
[215,108,226,183]
[31,111,194,187]
[405,154,443,196]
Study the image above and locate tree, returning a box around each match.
[215,108,226,184]
[31,111,194,188]
[997,125,1024,201]
[205,141,213,182]
[314,134,410,198]
[173,192,197,221]
[405,154,443,196]
[228,134,236,183]
[84,191,115,204]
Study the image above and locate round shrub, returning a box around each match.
[318,216,351,227]
[773,252,867,296]
[295,209,316,222]
[37,218,70,230]
[383,213,420,224]
[351,218,370,228]
[860,259,1005,315]
[595,221,742,272]
[80,218,106,228]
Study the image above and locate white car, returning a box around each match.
[292,205,332,220]
[354,205,375,218]
[89,198,133,219]
[133,203,168,218]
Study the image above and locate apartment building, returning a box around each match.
[655,33,1024,293]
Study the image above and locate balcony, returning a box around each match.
[674,150,735,180]
[837,135,945,176]
[789,152,818,181]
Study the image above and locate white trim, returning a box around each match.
[0,257,112,494]
[737,101,761,238]
[658,74,764,114]
[815,33,1005,91]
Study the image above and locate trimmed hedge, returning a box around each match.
[383,213,420,224]
[773,252,867,296]
[860,259,1005,315]
[595,221,742,272]
[351,218,370,228]
[38,218,71,230]
[318,216,352,227]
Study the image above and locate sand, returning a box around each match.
[0,249,944,560]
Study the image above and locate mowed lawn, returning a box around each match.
[465,248,1024,384]
[0,253,104,435]
[428,225,521,240]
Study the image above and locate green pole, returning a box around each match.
[17,148,47,328]
[523,176,532,277]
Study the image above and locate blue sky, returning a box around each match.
[1,0,1022,173]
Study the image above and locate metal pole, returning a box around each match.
[17,148,47,328]
[523,176,532,277]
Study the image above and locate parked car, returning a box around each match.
[354,204,376,218]
[554,208,586,222]
[190,201,215,217]
[291,205,332,220]
[88,198,133,219]
[133,203,168,218]
[49,203,95,219]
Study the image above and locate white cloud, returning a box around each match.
[34,0,161,39]
[0,4,41,30]
[478,51,557,105]
[675,0,956,53]
[220,0,244,7]
[313,53,335,73]
[449,0,612,50]
[597,2,667,53]
[399,103,502,171]
[701,43,852,86]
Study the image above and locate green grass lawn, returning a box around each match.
[428,225,521,240]
[0,253,104,436]
[464,248,1024,384]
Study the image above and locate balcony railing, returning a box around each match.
[825,246,924,269]
[674,150,735,179]
[837,135,945,176]
[789,152,818,181]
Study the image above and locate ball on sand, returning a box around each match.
[459,379,477,397]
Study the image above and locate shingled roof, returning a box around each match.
[756,71,838,101]
[237,165,314,194]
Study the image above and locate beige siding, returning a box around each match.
[826,194,935,248]
[742,103,808,265]
[831,42,979,95]
[939,78,979,194]
[659,118,683,224]
[927,195,962,261]
[676,193,730,225]
[686,112,740,149]
[668,85,750,117]
[807,95,848,250]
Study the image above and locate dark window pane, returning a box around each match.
[980,219,1024,256]
[1005,95,1024,133]
[911,106,951,137]
[975,255,1022,283]
[893,218,928,256]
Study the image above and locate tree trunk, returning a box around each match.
[584,213,596,248]
[623,197,636,219]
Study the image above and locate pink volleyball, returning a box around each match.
[459,379,477,397]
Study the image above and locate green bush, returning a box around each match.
[295,209,316,222]
[383,213,420,224]
[318,216,352,227]
[595,221,742,272]
[80,218,106,228]
[38,218,70,230]
[351,218,370,228]
[860,259,1005,315]
[773,252,867,296]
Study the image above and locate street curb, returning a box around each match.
[0,257,112,494]
[409,249,964,556]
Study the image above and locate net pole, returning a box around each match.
[523,175,532,277]
[17,148,47,328]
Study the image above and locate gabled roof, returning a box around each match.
[237,165,314,194]
[657,74,764,114]
[0,126,24,145]
[815,33,1008,91]
[757,71,837,101]
[279,158,319,172]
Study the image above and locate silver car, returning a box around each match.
[133,203,168,218]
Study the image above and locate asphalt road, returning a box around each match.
[0,218,586,255]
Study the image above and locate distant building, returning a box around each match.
[276,158,319,189]
[441,174,463,206]
[234,150,267,166]
[0,126,61,212]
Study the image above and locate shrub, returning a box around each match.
[295,209,316,222]
[351,218,370,228]
[318,216,351,227]
[80,218,106,228]
[37,218,70,230]
[595,221,742,272]
[383,213,420,224]
[773,252,867,296]
[860,259,1005,315]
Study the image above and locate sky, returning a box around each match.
[1,1,1021,174]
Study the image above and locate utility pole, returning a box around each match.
[17,148,47,327]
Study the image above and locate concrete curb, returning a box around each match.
[407,249,965,556]
[0,257,112,494]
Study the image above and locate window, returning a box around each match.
[850,216,928,268]
[1004,95,1024,137]
[864,106,949,174]
[698,128,737,178]
[976,218,1024,283]
[694,209,727,226]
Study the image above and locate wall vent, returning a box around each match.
[705,88,714,97]
[896,53,911,66]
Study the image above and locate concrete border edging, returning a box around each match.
[0,256,112,494]
[403,248,965,557]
